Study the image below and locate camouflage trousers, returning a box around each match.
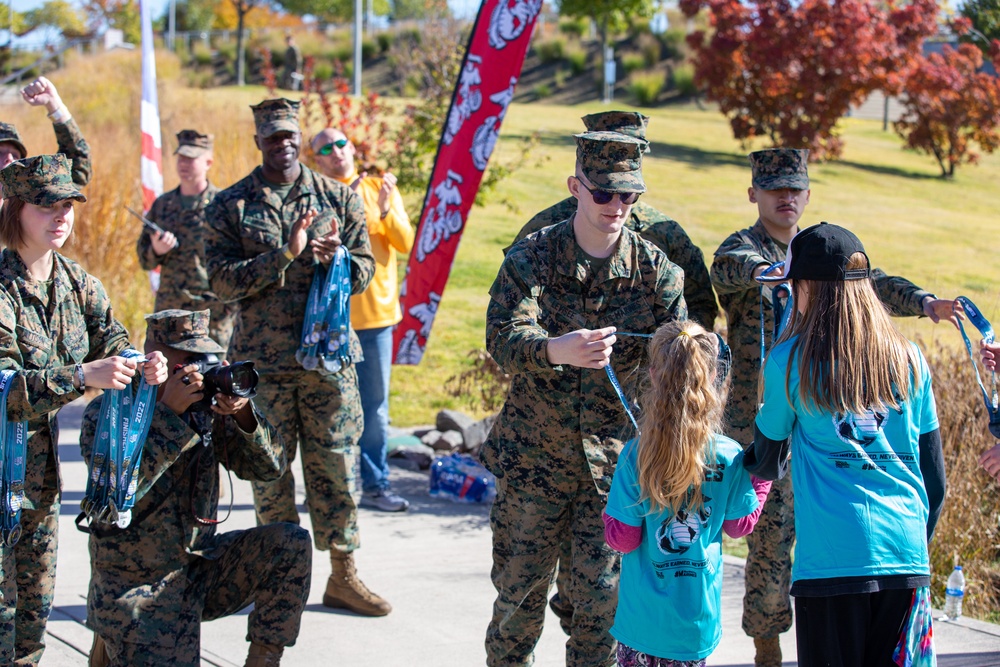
[95,523,312,666]
[0,456,60,666]
[486,474,619,667]
[742,465,795,638]
[251,368,363,552]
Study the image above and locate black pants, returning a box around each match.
[795,588,914,667]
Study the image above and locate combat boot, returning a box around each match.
[244,641,283,667]
[89,634,110,667]
[322,551,392,616]
[753,636,782,667]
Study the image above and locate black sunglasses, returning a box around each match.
[575,177,641,206]
[316,138,349,156]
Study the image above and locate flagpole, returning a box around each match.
[140,0,163,214]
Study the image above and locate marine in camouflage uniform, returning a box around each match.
[0,76,91,188]
[0,156,130,665]
[482,132,687,667]
[136,130,237,350]
[509,111,717,330]
[711,148,955,667]
[204,99,389,617]
[82,310,310,667]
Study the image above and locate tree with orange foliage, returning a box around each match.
[894,25,1000,178]
[679,0,938,160]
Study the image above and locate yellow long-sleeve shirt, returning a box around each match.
[336,169,415,330]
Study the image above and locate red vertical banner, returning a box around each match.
[392,0,543,365]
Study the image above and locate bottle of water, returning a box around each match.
[943,565,965,620]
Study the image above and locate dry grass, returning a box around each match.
[920,338,1000,619]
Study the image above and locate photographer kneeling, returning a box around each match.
[80,309,311,667]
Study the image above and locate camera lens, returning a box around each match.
[227,363,259,397]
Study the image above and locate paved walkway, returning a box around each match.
[37,399,1000,665]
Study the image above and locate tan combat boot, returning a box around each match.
[244,641,284,667]
[89,634,110,667]
[753,636,782,667]
[322,551,392,616]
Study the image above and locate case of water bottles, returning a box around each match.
[429,453,497,503]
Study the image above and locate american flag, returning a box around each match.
[140,0,162,214]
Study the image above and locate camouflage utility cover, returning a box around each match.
[145,309,226,354]
[749,148,810,191]
[0,122,27,158]
[174,129,213,157]
[0,154,86,205]
[574,131,646,194]
[251,98,301,138]
[581,111,650,152]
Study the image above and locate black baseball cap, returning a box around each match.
[757,222,871,283]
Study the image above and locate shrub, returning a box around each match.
[659,27,686,60]
[554,67,569,88]
[672,62,697,96]
[559,16,589,37]
[376,32,393,53]
[628,70,665,105]
[191,44,213,67]
[533,83,552,99]
[361,38,377,61]
[621,52,646,76]
[638,32,662,67]
[535,37,565,63]
[564,43,588,75]
[313,61,334,82]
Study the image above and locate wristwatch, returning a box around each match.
[74,363,85,390]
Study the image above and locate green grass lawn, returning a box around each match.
[390,100,1000,426]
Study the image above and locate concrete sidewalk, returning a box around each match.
[40,399,1000,666]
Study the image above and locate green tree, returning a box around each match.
[280,0,390,23]
[24,0,88,37]
[83,0,139,43]
[173,0,218,32]
[959,0,1000,52]
[557,0,655,88]
[392,0,450,20]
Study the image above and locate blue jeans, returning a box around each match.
[355,326,393,493]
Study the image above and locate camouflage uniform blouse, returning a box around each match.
[55,118,92,187]
[711,219,934,443]
[80,399,281,647]
[482,220,687,494]
[136,185,235,319]
[204,165,375,372]
[511,197,718,328]
[0,250,131,508]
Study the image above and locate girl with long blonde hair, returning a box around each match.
[751,222,946,667]
[605,320,771,666]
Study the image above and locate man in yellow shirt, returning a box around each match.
[311,128,415,511]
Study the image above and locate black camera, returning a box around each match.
[183,353,259,412]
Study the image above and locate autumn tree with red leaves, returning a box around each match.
[679,0,939,160]
[894,24,1000,178]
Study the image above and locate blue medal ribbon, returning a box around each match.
[82,350,157,529]
[296,247,353,374]
[955,296,1000,438]
[757,262,793,366]
[0,370,27,546]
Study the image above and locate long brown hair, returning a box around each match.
[775,252,915,414]
[0,196,26,249]
[636,320,727,515]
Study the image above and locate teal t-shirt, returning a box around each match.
[605,435,758,660]
[755,337,937,584]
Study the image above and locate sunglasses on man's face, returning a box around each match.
[316,138,349,156]
[576,178,641,206]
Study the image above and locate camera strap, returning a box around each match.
[296,247,353,374]
[0,370,28,547]
[955,296,1000,438]
[81,350,158,529]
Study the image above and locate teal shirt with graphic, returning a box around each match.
[605,435,758,660]
[755,337,937,584]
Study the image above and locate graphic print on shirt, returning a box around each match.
[655,498,712,556]
[828,406,917,473]
[833,408,888,448]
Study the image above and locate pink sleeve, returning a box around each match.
[722,476,772,539]
[603,512,643,553]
